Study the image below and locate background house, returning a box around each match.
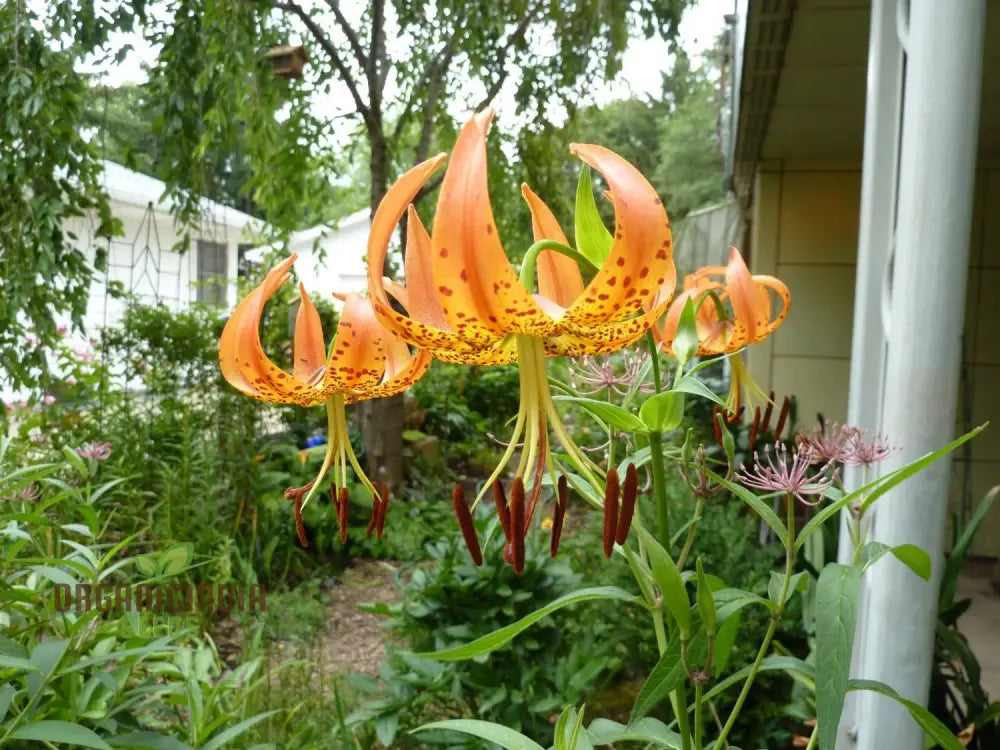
[245,209,371,306]
[66,160,259,333]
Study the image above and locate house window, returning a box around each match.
[237,242,255,279]
[197,240,228,306]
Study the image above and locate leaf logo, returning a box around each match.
[134,542,194,578]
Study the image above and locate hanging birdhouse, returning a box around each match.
[264,45,308,79]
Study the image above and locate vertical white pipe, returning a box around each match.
[837,1,903,745]
[854,1,985,748]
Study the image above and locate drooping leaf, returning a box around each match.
[634,526,690,637]
[554,396,647,433]
[417,587,638,661]
[413,720,545,750]
[587,717,682,748]
[630,631,707,722]
[640,391,686,434]
[848,679,964,750]
[9,720,112,749]
[815,564,862,750]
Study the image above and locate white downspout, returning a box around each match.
[836,0,903,744]
[853,1,985,748]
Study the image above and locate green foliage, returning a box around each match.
[0,4,124,390]
[353,520,626,747]
[0,444,274,748]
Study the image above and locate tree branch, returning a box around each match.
[475,3,541,110]
[369,0,386,109]
[274,1,371,126]
[391,18,464,143]
[323,0,367,70]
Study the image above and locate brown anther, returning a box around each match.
[337,487,349,544]
[775,396,791,440]
[615,464,638,545]
[503,543,515,565]
[603,467,620,558]
[293,495,307,548]
[748,407,762,453]
[365,492,379,537]
[492,480,512,541]
[550,475,568,558]
[452,485,482,566]
[510,477,526,574]
[375,483,390,541]
[762,390,775,430]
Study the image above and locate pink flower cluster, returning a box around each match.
[796,421,897,468]
[76,442,112,461]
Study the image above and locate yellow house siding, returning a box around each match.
[745,162,1000,554]
[746,163,861,427]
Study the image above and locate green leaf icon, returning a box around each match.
[159,543,193,577]
[134,555,157,577]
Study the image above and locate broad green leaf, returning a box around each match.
[107,732,193,749]
[413,720,545,750]
[697,656,815,706]
[672,374,727,408]
[640,392,686,434]
[134,555,157,577]
[0,684,14,722]
[9,720,112,749]
[696,559,716,635]
[587,717,682,748]
[30,638,68,677]
[713,588,777,621]
[29,564,77,587]
[417,587,638,661]
[713,611,740,676]
[630,631,707,722]
[0,654,40,672]
[574,165,613,267]
[200,710,280,750]
[816,564,862,750]
[159,542,194,576]
[634,526,690,637]
[553,396,647,433]
[796,424,987,552]
[768,570,809,605]
[848,679,964,750]
[888,544,931,581]
[62,445,90,478]
[672,298,699,366]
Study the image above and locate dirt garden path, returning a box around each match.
[317,558,404,676]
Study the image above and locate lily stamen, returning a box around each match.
[452,485,483,566]
[602,468,620,558]
[550,476,568,558]
[615,464,639,545]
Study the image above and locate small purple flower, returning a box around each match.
[739,442,836,506]
[73,348,94,363]
[25,334,40,347]
[42,395,56,406]
[3,483,40,502]
[845,430,897,468]
[571,350,653,396]
[57,324,68,337]
[28,428,45,445]
[66,376,78,385]
[797,421,858,465]
[76,442,112,461]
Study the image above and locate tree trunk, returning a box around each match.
[357,126,406,490]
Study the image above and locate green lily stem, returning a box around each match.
[674,683,693,750]
[517,239,598,291]
[648,431,671,551]
[676,497,704,571]
[712,495,797,750]
[694,682,704,749]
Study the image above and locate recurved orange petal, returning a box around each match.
[564,144,675,328]
[520,184,584,309]
[219,255,327,407]
[725,247,771,344]
[430,112,556,342]
[293,283,326,383]
[366,154,479,358]
[404,206,450,329]
[324,293,387,392]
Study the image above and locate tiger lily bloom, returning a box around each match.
[219,254,431,546]
[367,109,675,563]
[656,247,790,359]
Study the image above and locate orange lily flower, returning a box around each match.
[657,247,790,358]
[219,254,431,545]
[366,109,676,566]
[657,246,790,416]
